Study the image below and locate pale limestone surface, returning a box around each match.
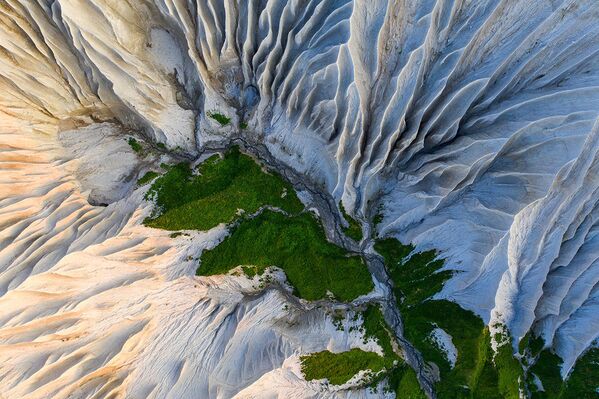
[1,0,599,396]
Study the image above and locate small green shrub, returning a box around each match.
[127,137,143,153]
[208,111,231,126]
[137,171,159,186]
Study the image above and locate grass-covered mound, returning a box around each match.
[198,210,373,301]
[375,238,524,398]
[143,146,303,231]
[143,145,373,302]
[301,348,388,385]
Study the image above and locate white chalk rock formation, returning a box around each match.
[1,0,599,395]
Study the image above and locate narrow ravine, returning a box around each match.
[196,136,438,398]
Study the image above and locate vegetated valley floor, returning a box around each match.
[138,145,597,398]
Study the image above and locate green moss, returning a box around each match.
[198,210,373,301]
[372,213,384,236]
[339,202,363,242]
[144,146,304,231]
[520,332,545,357]
[373,213,384,225]
[127,137,143,153]
[471,329,503,399]
[239,121,248,130]
[137,171,159,186]
[241,265,258,278]
[301,349,387,385]
[157,142,167,150]
[304,304,427,395]
[208,111,231,126]
[374,238,414,266]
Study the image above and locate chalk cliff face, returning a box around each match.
[1,0,598,397]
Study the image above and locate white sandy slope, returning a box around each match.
[0,0,599,392]
[0,117,384,398]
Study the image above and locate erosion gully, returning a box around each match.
[194,136,438,399]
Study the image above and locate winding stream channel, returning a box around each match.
[192,136,438,398]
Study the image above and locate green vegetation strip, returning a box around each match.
[375,238,525,398]
[137,171,159,186]
[339,202,363,242]
[526,346,599,399]
[375,237,598,398]
[300,304,426,396]
[143,146,303,231]
[198,210,373,302]
[301,349,387,385]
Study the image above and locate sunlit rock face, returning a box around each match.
[1,0,599,397]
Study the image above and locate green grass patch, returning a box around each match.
[301,348,387,385]
[493,333,525,399]
[520,332,545,358]
[127,137,143,153]
[524,345,599,399]
[300,306,414,390]
[528,348,563,398]
[198,210,373,301]
[208,111,231,126]
[308,304,427,395]
[374,238,452,307]
[339,202,363,242]
[563,347,599,398]
[372,213,384,235]
[362,305,397,359]
[137,171,159,186]
[143,146,304,231]
[387,365,428,399]
[239,121,248,129]
[375,237,526,398]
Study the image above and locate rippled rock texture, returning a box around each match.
[1,0,599,397]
